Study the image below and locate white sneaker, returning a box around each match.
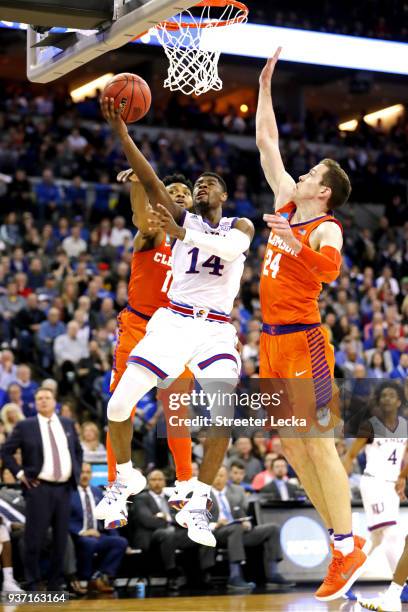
[95,469,146,526]
[175,498,216,547]
[359,593,402,612]
[2,578,25,594]
[164,478,196,510]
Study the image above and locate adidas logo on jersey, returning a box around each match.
[268,232,298,256]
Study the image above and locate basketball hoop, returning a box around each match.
[155,0,248,96]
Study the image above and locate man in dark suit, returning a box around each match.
[69,463,127,593]
[1,387,83,591]
[211,466,289,591]
[259,456,304,500]
[128,470,214,589]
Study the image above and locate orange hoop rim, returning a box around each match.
[157,0,248,31]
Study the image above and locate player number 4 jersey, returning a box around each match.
[364,416,408,482]
[169,211,245,315]
[260,202,343,325]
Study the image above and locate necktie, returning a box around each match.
[219,492,233,522]
[158,494,169,516]
[48,419,62,481]
[83,489,94,530]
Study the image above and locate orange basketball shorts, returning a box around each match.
[110,308,148,393]
[259,323,338,429]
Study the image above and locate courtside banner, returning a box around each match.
[154,378,407,439]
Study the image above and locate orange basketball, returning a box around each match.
[102,73,151,123]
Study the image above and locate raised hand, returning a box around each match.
[116,168,139,183]
[259,46,282,87]
[100,97,128,140]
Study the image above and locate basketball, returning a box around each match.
[102,73,151,123]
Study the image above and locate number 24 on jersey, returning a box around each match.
[263,250,281,279]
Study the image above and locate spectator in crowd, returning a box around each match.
[227,438,263,483]
[211,467,290,591]
[15,365,38,412]
[6,383,32,418]
[1,387,82,591]
[129,470,214,590]
[228,460,250,491]
[62,225,87,259]
[259,457,303,499]
[69,462,127,593]
[13,293,46,361]
[36,308,66,371]
[35,169,62,220]
[53,321,89,393]
[0,403,25,436]
[390,354,408,380]
[251,452,278,491]
[0,351,17,392]
[109,216,133,248]
[80,423,107,464]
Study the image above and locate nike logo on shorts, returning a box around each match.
[295,370,307,377]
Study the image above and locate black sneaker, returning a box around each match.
[227,577,256,592]
[266,573,295,589]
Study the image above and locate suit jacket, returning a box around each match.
[1,415,83,488]
[128,491,173,550]
[69,485,103,535]
[259,479,301,500]
[210,483,249,523]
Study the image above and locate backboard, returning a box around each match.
[26,0,199,83]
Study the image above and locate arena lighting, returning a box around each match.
[70,73,114,102]
[240,104,249,113]
[338,104,404,132]
[1,20,408,75]
[199,24,408,76]
[338,119,358,132]
[363,103,405,127]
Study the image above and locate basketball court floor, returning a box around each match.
[0,588,404,612]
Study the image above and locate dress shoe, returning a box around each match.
[89,576,114,594]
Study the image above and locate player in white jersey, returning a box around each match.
[343,382,408,578]
[360,462,408,612]
[95,98,254,546]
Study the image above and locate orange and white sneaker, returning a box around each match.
[315,547,367,601]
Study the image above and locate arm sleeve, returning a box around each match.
[297,244,341,283]
[182,228,250,262]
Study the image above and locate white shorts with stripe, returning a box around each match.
[360,474,400,531]
[127,307,241,381]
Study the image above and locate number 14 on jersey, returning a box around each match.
[263,250,281,279]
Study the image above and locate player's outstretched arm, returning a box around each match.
[149,205,254,261]
[117,171,164,250]
[256,47,296,210]
[101,98,183,222]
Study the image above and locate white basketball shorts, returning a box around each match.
[127,307,241,381]
[360,474,400,530]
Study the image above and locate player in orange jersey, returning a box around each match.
[256,47,366,602]
[103,169,195,520]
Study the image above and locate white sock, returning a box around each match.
[3,567,13,581]
[333,533,354,556]
[116,460,134,482]
[386,581,403,599]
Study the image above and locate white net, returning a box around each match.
[155,2,248,96]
